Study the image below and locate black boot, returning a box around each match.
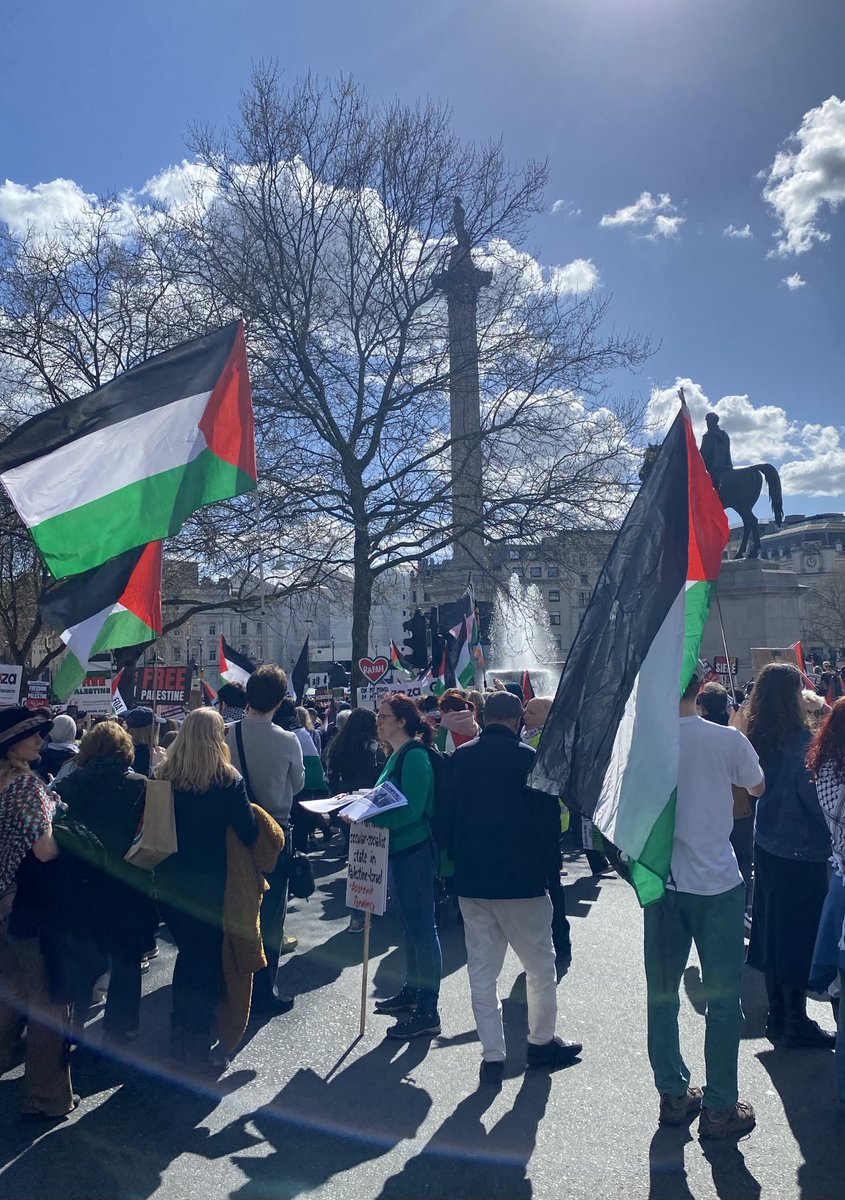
[783,986,836,1049]
[765,975,785,1042]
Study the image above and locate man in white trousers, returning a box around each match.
[444,690,582,1086]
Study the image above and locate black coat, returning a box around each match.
[444,724,560,900]
[327,739,387,794]
[56,758,156,956]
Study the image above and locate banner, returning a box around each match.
[0,664,23,707]
[751,646,800,675]
[346,824,389,916]
[133,665,192,708]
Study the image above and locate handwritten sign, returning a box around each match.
[358,656,389,684]
[0,664,23,707]
[345,823,389,916]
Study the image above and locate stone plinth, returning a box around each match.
[701,559,806,682]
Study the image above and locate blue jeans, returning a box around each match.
[388,840,442,1013]
[838,970,845,1111]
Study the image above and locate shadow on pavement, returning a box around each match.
[229,1038,433,1200]
[376,1071,552,1200]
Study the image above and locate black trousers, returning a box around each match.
[253,842,291,1004]
[159,904,223,1044]
[547,869,571,953]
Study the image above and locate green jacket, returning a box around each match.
[369,742,434,855]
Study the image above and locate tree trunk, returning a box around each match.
[350,503,373,708]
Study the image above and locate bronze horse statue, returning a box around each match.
[640,418,783,559]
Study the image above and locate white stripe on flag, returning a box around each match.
[1,390,211,527]
[60,602,126,666]
[592,587,685,859]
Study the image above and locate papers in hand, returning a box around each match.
[299,781,408,822]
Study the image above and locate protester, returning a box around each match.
[434,690,479,755]
[445,690,581,1085]
[34,713,79,783]
[365,695,442,1039]
[0,707,76,1119]
[644,675,764,1139]
[807,699,845,1109]
[522,696,571,961]
[275,699,329,853]
[696,682,755,929]
[225,665,303,1013]
[746,663,834,1048]
[56,720,155,1042]
[467,690,486,730]
[218,683,248,724]
[802,689,830,731]
[125,707,166,777]
[298,706,322,755]
[154,709,257,1070]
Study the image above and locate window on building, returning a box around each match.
[509,549,520,560]
[240,622,248,635]
[548,589,560,602]
[529,565,542,578]
[547,565,559,577]
[209,624,216,637]
[579,591,590,606]
[209,647,217,662]
[173,647,182,661]
[551,635,562,652]
[580,573,588,587]
[423,592,431,602]
[412,590,417,603]
[256,620,262,633]
[549,613,561,625]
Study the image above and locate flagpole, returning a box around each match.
[713,587,737,705]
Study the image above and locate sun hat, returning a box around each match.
[125,706,167,729]
[0,705,53,753]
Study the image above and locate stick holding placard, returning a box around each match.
[359,911,372,1036]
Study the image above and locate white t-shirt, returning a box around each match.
[670,716,764,896]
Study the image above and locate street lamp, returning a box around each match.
[331,634,335,661]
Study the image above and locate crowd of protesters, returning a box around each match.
[1,659,845,1142]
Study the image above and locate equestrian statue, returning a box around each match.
[641,388,783,559]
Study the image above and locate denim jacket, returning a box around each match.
[754,729,830,862]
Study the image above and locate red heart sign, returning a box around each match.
[359,656,389,684]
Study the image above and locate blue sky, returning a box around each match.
[2,0,844,513]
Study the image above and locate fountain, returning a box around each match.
[487,573,560,695]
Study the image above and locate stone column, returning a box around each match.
[433,241,492,564]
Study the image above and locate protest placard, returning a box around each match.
[346,823,389,917]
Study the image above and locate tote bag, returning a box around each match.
[124,779,178,871]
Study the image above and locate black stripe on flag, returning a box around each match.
[527,411,689,813]
[39,544,146,632]
[221,637,256,679]
[0,322,241,473]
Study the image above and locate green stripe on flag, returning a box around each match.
[629,788,678,906]
[683,580,715,690]
[52,651,88,703]
[31,449,255,578]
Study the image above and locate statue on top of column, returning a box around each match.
[453,196,471,250]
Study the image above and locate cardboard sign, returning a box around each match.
[358,656,389,684]
[346,823,389,916]
[65,673,115,715]
[751,647,800,675]
[0,664,23,707]
[25,678,50,711]
[133,666,192,707]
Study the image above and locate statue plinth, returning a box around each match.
[701,558,807,681]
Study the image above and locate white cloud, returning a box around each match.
[0,178,96,238]
[724,223,753,239]
[549,257,600,294]
[599,190,684,240]
[762,95,845,256]
[141,160,218,211]
[647,377,845,498]
[550,198,581,218]
[783,272,806,290]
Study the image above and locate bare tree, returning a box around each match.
[803,570,845,655]
[183,68,650,696]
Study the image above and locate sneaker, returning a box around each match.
[386,1010,441,1040]
[699,1100,756,1140]
[782,1019,836,1049]
[280,934,298,955]
[347,915,365,933]
[526,1037,582,1069]
[374,987,418,1014]
[659,1086,703,1126]
[479,1060,505,1087]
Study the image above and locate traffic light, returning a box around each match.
[429,607,444,670]
[403,609,428,670]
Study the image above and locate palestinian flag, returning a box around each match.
[454,618,475,690]
[287,637,310,702]
[528,402,729,906]
[389,640,412,677]
[522,670,535,702]
[201,678,219,706]
[220,637,255,688]
[0,322,256,580]
[40,542,163,702]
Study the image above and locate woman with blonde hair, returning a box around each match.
[124,707,165,778]
[154,709,258,1069]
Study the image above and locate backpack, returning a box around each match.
[387,740,451,850]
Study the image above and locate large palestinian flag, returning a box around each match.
[220,637,255,688]
[528,402,729,906]
[0,322,256,579]
[40,542,163,702]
